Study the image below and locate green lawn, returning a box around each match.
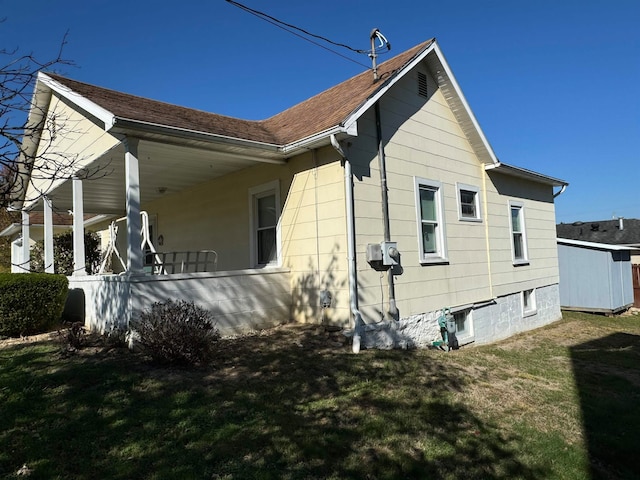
[1,311,639,479]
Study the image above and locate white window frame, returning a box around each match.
[248,180,281,268]
[509,201,529,265]
[522,289,537,317]
[456,183,482,222]
[414,177,448,264]
[451,308,475,345]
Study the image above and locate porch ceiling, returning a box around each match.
[39,138,283,214]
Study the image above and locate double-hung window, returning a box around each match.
[414,177,447,263]
[249,180,281,267]
[509,201,528,264]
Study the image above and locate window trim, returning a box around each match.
[509,201,529,266]
[414,177,448,264]
[522,289,537,317]
[249,180,281,268]
[456,182,482,222]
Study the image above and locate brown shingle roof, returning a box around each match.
[46,39,434,146]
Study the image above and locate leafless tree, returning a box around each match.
[0,24,81,210]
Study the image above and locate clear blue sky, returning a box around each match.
[2,0,638,223]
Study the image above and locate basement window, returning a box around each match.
[418,72,428,98]
[523,289,537,316]
[452,309,474,345]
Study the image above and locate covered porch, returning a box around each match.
[22,131,294,335]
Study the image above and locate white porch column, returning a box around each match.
[125,137,143,274]
[20,210,30,273]
[72,176,87,276]
[43,197,55,273]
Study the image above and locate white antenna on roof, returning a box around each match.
[369,28,391,82]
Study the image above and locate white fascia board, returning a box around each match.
[342,42,437,133]
[486,162,568,187]
[38,72,116,130]
[429,43,499,166]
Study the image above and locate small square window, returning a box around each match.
[456,183,481,222]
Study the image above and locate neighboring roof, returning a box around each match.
[557,219,640,245]
[0,212,96,237]
[557,237,640,252]
[44,40,434,147]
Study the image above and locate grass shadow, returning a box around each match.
[1,329,549,479]
[569,332,640,479]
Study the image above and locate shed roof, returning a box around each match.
[557,238,640,252]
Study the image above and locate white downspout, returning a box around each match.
[331,134,364,353]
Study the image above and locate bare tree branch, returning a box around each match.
[0,27,109,210]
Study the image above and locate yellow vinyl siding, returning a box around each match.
[25,92,120,205]
[144,146,349,325]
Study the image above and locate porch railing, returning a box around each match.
[149,250,218,274]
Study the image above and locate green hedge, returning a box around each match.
[0,273,69,337]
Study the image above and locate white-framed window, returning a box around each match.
[414,177,447,263]
[509,201,529,265]
[452,309,474,345]
[456,183,481,222]
[249,180,281,267]
[522,289,537,316]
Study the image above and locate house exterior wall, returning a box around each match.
[25,91,120,204]
[558,244,634,312]
[362,284,560,348]
[67,269,291,337]
[347,62,561,344]
[141,145,348,326]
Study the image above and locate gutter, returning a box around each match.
[112,117,283,153]
[485,161,568,187]
[331,134,364,353]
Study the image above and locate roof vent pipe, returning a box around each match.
[619,217,624,230]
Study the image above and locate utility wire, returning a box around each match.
[225,0,372,69]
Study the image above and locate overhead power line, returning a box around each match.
[224,0,372,69]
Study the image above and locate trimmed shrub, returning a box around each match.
[0,273,69,337]
[132,300,219,366]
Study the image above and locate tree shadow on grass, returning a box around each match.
[569,332,640,480]
[1,331,549,479]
